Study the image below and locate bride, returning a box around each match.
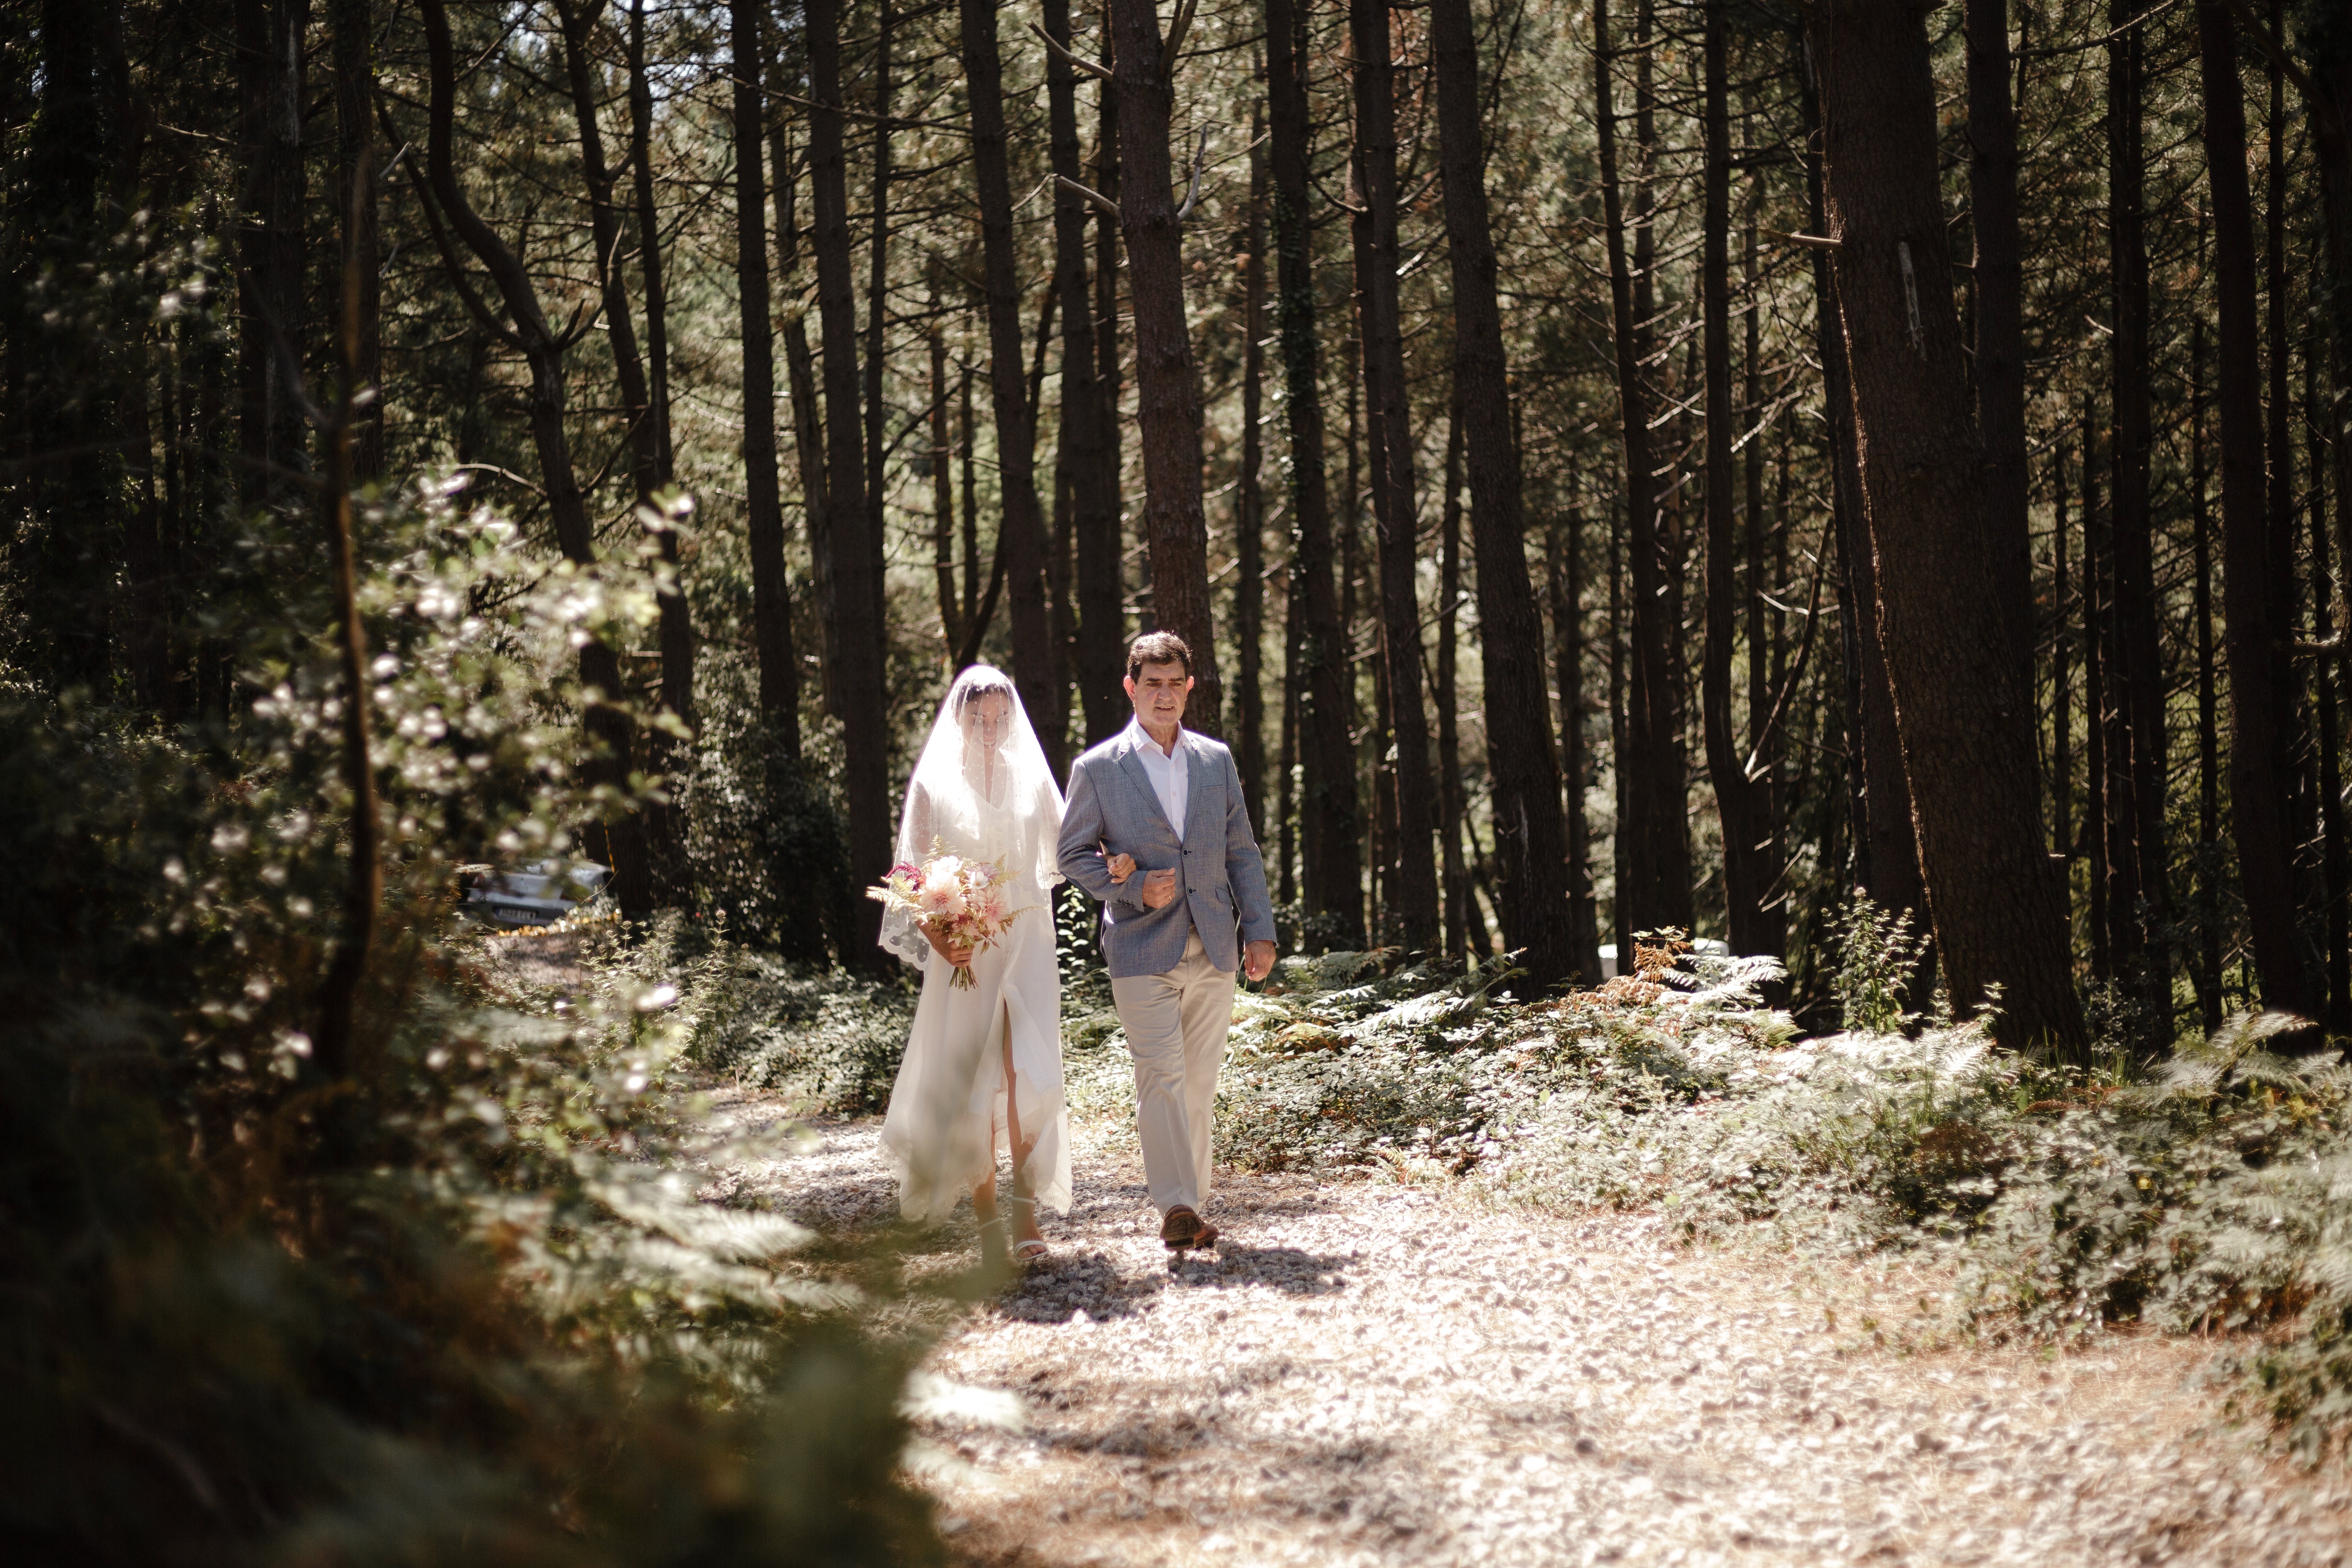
[877,666,1089,1267]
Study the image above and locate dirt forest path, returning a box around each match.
[708,1085,2352,1568]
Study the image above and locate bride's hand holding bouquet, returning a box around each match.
[868,849,1029,989]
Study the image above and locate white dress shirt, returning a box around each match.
[1128,719,1189,844]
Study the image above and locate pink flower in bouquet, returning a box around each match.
[918,873,966,920]
[978,883,1012,926]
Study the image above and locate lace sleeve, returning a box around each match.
[878,784,935,969]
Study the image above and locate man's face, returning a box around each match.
[1124,660,1192,732]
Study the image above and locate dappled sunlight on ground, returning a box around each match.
[710,1096,2352,1568]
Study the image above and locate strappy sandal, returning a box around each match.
[1002,1191,1050,1265]
[976,1214,1012,1272]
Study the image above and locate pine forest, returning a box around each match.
[9,0,2352,1560]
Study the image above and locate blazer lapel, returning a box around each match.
[1114,732,1177,838]
[1181,737,1215,846]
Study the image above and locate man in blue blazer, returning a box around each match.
[1058,632,1277,1252]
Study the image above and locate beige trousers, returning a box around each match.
[1109,930,1236,1216]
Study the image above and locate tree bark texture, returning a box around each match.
[2195,0,2321,1020]
[1350,0,1440,952]
[1042,0,1125,746]
[728,0,802,754]
[2106,0,2169,1040]
[1700,0,1776,964]
[330,0,380,483]
[1265,0,1362,944]
[1799,33,1927,947]
[1552,507,1603,980]
[1593,0,1693,938]
[1438,410,1471,959]
[962,0,1065,780]
[855,3,894,667]
[1432,0,1574,987]
[1807,0,2086,1053]
[1234,122,1271,833]
[808,0,893,954]
[1967,0,2031,660]
[1109,0,1223,737]
[2192,313,2223,1032]
[627,0,673,488]
[762,32,835,714]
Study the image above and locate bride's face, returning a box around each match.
[960,690,1014,755]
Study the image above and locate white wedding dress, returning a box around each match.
[877,668,1072,1222]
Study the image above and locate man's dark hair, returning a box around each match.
[1125,630,1194,682]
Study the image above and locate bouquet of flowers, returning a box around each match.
[868,848,1029,989]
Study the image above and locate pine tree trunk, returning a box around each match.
[1350,0,1439,952]
[1438,410,1470,960]
[1235,122,1271,832]
[1806,0,2086,1053]
[1700,1,1775,964]
[1968,0,2031,659]
[962,0,1065,778]
[1742,151,1777,960]
[729,0,801,754]
[2098,416,2117,982]
[1799,42,1926,945]
[1279,560,1302,909]
[2196,0,2322,1021]
[807,0,893,958]
[242,0,310,524]
[1094,47,1125,630]
[929,292,961,658]
[2269,16,2323,1007]
[1109,0,1222,736]
[765,33,835,714]
[330,0,381,483]
[1431,0,1573,987]
[2052,425,2074,953]
[860,6,895,670]
[1594,0,1693,938]
[2107,0,2169,1044]
[1266,0,1363,946]
[1043,0,1125,747]
[1552,508,1602,980]
[627,1,690,754]
[2192,313,2223,1033]
[628,1,673,486]
[2310,335,2349,1029]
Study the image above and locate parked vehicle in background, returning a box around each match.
[460,859,610,930]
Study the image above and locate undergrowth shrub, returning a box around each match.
[687,946,917,1115]
[0,477,939,1564]
[1185,919,2352,1461]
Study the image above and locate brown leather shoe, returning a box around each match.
[1160,1206,1218,1250]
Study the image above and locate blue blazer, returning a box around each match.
[1057,725,1277,979]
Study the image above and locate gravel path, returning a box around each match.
[710,1086,2352,1568]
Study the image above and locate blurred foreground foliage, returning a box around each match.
[1016,913,2352,1464]
[0,479,938,1564]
